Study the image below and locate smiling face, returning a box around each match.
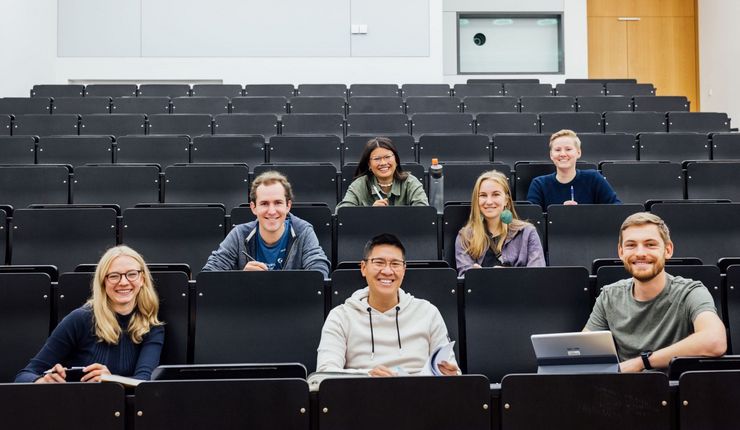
[478,179,508,223]
[368,147,397,183]
[104,255,143,314]
[250,181,292,238]
[549,135,581,171]
[361,244,406,304]
[618,223,674,283]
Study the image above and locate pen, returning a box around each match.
[241,250,255,262]
[570,185,574,201]
[44,366,84,375]
[372,185,384,201]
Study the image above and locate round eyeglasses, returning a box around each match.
[105,270,142,284]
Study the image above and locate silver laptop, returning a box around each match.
[531,331,620,374]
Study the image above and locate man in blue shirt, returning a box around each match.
[527,129,621,211]
[202,171,330,277]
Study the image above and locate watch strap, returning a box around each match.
[640,351,653,370]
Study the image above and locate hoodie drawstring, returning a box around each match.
[367,306,403,359]
[395,306,402,350]
[367,307,375,360]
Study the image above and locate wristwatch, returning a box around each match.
[640,351,653,370]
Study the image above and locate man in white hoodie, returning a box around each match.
[317,233,459,376]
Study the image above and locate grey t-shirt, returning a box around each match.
[585,274,717,362]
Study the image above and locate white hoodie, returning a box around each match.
[316,287,454,374]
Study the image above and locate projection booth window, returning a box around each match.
[458,14,564,74]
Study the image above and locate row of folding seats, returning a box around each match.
[1,202,740,290]
[2,159,740,215]
[1,111,731,138]
[0,95,689,117]
[3,132,739,171]
[27,82,658,99]
[2,263,739,383]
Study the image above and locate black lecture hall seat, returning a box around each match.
[115,135,191,167]
[72,164,161,209]
[52,97,111,114]
[122,205,226,277]
[348,84,400,97]
[0,164,70,208]
[11,206,118,273]
[193,270,324,371]
[111,97,170,115]
[163,163,250,212]
[191,134,266,168]
[230,96,288,115]
[0,272,53,382]
[461,96,518,114]
[417,134,489,166]
[267,135,341,166]
[599,161,684,204]
[213,113,278,137]
[36,135,113,166]
[346,96,405,114]
[80,113,146,136]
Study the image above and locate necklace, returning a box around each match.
[378,180,393,187]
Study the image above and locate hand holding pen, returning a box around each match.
[564,184,578,206]
[371,185,389,207]
[241,250,268,271]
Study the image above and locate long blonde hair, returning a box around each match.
[459,170,528,259]
[88,245,162,344]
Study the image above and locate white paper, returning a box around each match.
[419,341,455,376]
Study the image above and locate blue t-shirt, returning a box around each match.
[526,169,621,211]
[255,219,291,270]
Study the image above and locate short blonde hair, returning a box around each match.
[89,245,162,344]
[549,129,581,150]
[618,212,672,246]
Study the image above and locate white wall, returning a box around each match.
[0,0,57,96]
[698,0,740,122]
[1,0,590,95]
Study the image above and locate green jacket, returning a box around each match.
[337,174,429,209]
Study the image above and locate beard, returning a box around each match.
[623,257,665,283]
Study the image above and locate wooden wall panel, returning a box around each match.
[628,17,697,103]
[587,18,629,78]
[587,0,698,110]
[587,0,694,17]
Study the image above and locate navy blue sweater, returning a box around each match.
[15,306,164,383]
[526,169,621,211]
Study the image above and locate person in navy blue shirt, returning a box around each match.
[527,129,621,211]
[16,246,164,383]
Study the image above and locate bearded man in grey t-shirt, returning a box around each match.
[584,212,726,372]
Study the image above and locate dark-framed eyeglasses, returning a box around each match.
[364,258,406,271]
[105,270,142,284]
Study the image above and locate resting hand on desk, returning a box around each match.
[437,360,461,376]
[619,357,644,373]
[368,365,397,377]
[81,363,111,382]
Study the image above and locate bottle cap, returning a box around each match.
[431,158,439,165]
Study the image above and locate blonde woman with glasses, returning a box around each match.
[16,245,164,383]
[337,137,428,209]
